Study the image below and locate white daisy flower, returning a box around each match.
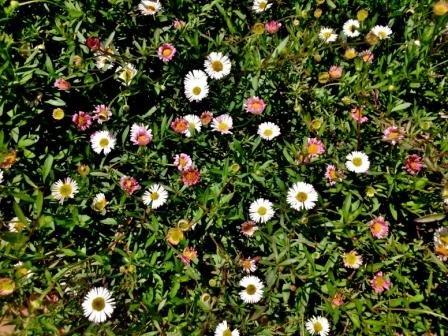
[319,27,338,43]
[14,261,33,279]
[51,177,79,204]
[305,316,330,336]
[286,182,318,211]
[92,193,108,212]
[342,251,363,269]
[138,0,161,15]
[116,63,137,86]
[142,184,168,209]
[249,198,275,223]
[252,0,272,13]
[184,70,209,102]
[342,19,360,38]
[82,287,115,324]
[211,114,233,134]
[204,52,232,79]
[214,320,240,336]
[183,114,202,137]
[371,25,392,40]
[345,151,370,173]
[239,275,264,304]
[258,122,280,140]
[8,217,30,232]
[90,130,116,155]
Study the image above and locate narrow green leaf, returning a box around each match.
[42,154,53,182]
[414,213,445,223]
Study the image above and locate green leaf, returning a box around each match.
[272,36,289,59]
[34,190,43,218]
[42,154,53,182]
[414,213,445,223]
[13,202,28,227]
[391,102,411,112]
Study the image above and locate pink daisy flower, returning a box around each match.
[370,216,389,238]
[405,154,422,175]
[72,111,92,131]
[383,126,405,145]
[158,43,177,62]
[120,176,141,195]
[173,153,192,172]
[325,164,343,185]
[241,221,258,237]
[54,78,71,91]
[245,97,266,115]
[182,168,201,186]
[265,20,282,34]
[329,65,342,79]
[359,50,374,63]
[370,271,391,293]
[351,106,368,124]
[130,123,152,146]
[171,117,189,134]
[93,104,112,124]
[306,138,325,159]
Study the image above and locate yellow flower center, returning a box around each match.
[246,284,257,295]
[352,157,363,167]
[258,2,267,9]
[59,184,73,197]
[263,129,273,137]
[91,297,106,311]
[322,31,332,39]
[162,48,172,56]
[372,222,383,234]
[440,235,448,245]
[374,276,385,287]
[150,192,159,200]
[329,170,338,179]
[223,329,232,336]
[94,199,107,211]
[257,207,267,216]
[295,192,308,202]
[99,138,109,148]
[313,322,323,332]
[378,31,387,39]
[307,143,320,155]
[145,4,156,12]
[192,86,202,95]
[217,122,229,132]
[345,252,357,265]
[211,60,223,72]
[252,102,261,110]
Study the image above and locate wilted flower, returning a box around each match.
[173,19,186,29]
[86,36,100,50]
[331,293,344,306]
[92,193,108,212]
[241,221,259,237]
[357,9,369,22]
[158,43,176,62]
[405,154,423,174]
[93,105,112,124]
[370,271,391,293]
[116,63,137,86]
[54,79,71,91]
[120,176,141,195]
[351,106,368,124]
[241,257,259,273]
[72,111,92,131]
[252,22,265,35]
[325,164,343,185]
[180,247,198,265]
[383,126,405,145]
[200,111,213,125]
[167,227,184,245]
[265,20,282,33]
[0,150,17,169]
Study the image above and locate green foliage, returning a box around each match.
[0,0,447,335]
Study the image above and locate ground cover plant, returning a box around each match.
[0,0,448,335]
